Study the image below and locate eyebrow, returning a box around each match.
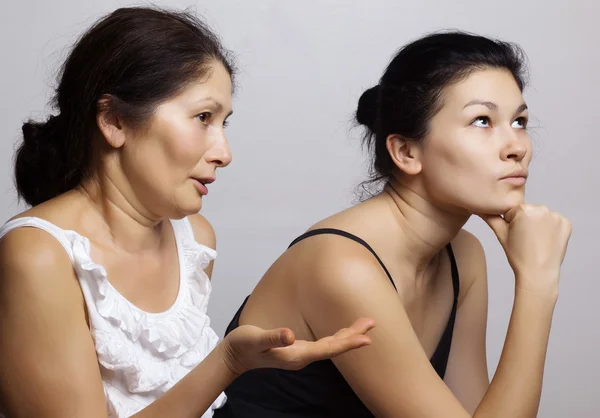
[515,103,528,114]
[464,100,497,110]
[464,100,528,115]
[198,98,233,118]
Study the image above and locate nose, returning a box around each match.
[206,130,232,168]
[500,130,528,162]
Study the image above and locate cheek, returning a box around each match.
[123,125,201,190]
[423,137,484,185]
[422,141,498,206]
[159,123,208,175]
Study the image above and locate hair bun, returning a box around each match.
[21,115,63,145]
[16,115,67,207]
[356,85,381,131]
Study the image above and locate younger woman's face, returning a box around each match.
[417,68,532,215]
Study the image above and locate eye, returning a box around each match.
[512,117,528,129]
[471,116,491,128]
[223,119,230,128]
[196,112,211,124]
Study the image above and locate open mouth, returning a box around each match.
[192,177,214,195]
[193,177,214,185]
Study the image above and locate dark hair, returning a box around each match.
[15,6,235,206]
[355,31,528,195]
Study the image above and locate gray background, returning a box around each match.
[1,1,597,416]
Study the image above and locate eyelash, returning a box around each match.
[196,112,229,128]
[471,116,528,129]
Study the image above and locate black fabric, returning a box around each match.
[214,229,460,418]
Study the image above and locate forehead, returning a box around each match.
[442,68,523,108]
[172,61,233,108]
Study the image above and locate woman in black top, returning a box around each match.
[215,31,571,417]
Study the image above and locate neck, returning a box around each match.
[381,180,469,272]
[78,174,166,253]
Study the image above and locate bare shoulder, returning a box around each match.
[0,226,81,302]
[1,193,94,324]
[186,213,216,250]
[450,229,487,303]
[289,233,396,300]
[291,231,408,336]
[1,224,70,268]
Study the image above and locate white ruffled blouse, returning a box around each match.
[0,216,226,417]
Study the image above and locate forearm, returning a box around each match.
[475,286,556,418]
[132,343,237,418]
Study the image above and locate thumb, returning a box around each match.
[259,328,295,350]
[479,214,508,243]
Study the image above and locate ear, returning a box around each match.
[386,134,423,175]
[96,95,126,149]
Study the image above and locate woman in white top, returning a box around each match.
[0,7,375,418]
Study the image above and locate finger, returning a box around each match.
[348,317,376,333]
[334,318,376,339]
[502,206,521,223]
[269,334,372,370]
[258,328,295,350]
[312,335,372,361]
[478,214,508,241]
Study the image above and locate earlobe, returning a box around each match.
[386,134,422,175]
[96,95,126,149]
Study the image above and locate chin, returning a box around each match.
[184,201,203,215]
[465,192,525,216]
[479,200,525,216]
[171,197,203,218]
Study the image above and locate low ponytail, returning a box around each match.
[14,114,86,206]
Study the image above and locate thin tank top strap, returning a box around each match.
[288,228,397,291]
[446,243,460,302]
[0,216,76,263]
[429,243,460,378]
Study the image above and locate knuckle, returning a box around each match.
[269,333,281,347]
[521,204,536,215]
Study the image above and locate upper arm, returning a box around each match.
[444,230,490,413]
[187,214,216,278]
[0,229,107,418]
[298,246,471,418]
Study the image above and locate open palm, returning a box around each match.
[221,318,376,375]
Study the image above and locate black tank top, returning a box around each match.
[214,228,460,418]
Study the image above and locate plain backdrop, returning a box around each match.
[1,1,598,416]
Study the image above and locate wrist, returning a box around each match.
[514,270,559,295]
[514,265,560,280]
[514,283,559,305]
[216,337,245,378]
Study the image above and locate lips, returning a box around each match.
[499,168,528,187]
[191,177,215,196]
[192,177,215,185]
[500,169,528,180]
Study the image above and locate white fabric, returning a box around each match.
[0,216,226,417]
